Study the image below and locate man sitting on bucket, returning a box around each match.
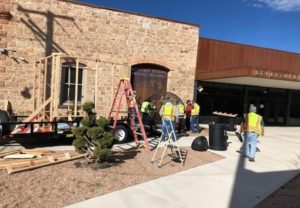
[159,97,179,141]
[240,104,264,162]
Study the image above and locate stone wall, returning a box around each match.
[0,0,13,103]
[1,0,199,116]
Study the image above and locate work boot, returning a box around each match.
[248,157,255,162]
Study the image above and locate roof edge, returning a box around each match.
[59,0,199,28]
[199,37,300,56]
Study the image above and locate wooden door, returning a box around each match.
[131,64,168,104]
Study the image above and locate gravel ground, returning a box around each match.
[256,173,300,208]
[0,147,222,208]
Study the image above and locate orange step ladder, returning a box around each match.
[108,79,150,151]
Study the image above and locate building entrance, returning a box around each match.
[197,81,299,126]
[131,64,169,104]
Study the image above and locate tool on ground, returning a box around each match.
[151,119,184,168]
[108,79,150,151]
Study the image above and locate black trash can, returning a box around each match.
[209,123,228,151]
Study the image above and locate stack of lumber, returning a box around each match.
[0,148,84,174]
[213,111,238,117]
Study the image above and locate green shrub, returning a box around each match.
[72,102,117,162]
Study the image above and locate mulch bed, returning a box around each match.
[0,147,223,208]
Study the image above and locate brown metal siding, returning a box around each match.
[196,38,300,80]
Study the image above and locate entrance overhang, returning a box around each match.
[206,77,300,90]
[197,67,300,90]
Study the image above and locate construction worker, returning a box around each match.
[190,100,200,133]
[176,100,185,134]
[240,105,264,162]
[141,98,153,128]
[159,97,178,140]
[185,100,192,131]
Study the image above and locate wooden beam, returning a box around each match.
[67,66,71,112]
[37,61,42,114]
[0,149,21,158]
[21,97,51,123]
[33,62,37,110]
[74,58,79,116]
[4,154,37,159]
[43,58,48,119]
[50,55,56,120]
[54,54,61,118]
[7,154,85,174]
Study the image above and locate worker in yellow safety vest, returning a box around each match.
[159,97,179,141]
[190,100,200,133]
[240,104,264,162]
[141,98,153,127]
[176,101,185,134]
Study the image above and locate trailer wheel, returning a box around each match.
[113,125,129,143]
[0,110,10,135]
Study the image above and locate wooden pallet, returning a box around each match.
[0,152,85,174]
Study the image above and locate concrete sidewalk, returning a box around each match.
[65,127,300,208]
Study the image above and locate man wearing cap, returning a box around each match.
[176,100,185,134]
[159,97,179,141]
[240,105,264,162]
[190,100,200,133]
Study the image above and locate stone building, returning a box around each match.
[0,0,199,116]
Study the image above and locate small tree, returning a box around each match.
[72,102,117,162]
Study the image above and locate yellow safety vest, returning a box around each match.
[141,101,150,113]
[191,103,200,116]
[162,105,175,120]
[244,112,262,135]
[177,104,185,116]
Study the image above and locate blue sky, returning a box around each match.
[79,0,300,53]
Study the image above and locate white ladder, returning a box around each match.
[151,119,184,168]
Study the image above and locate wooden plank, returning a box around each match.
[21,149,54,155]
[64,152,71,159]
[37,61,42,112]
[50,55,55,120]
[54,53,61,118]
[43,58,48,119]
[0,153,77,169]
[74,58,79,116]
[33,62,36,109]
[21,97,51,123]
[7,154,85,174]
[0,149,21,158]
[4,154,37,159]
[67,66,71,112]
[48,156,55,163]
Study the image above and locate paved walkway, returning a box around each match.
[63,127,299,207]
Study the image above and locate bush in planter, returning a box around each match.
[72,102,117,162]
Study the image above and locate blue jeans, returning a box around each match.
[162,119,175,141]
[244,132,258,158]
[190,115,199,133]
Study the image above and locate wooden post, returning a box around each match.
[74,58,79,117]
[67,66,71,112]
[50,55,56,120]
[33,62,37,110]
[54,54,61,118]
[37,61,42,115]
[43,58,48,119]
